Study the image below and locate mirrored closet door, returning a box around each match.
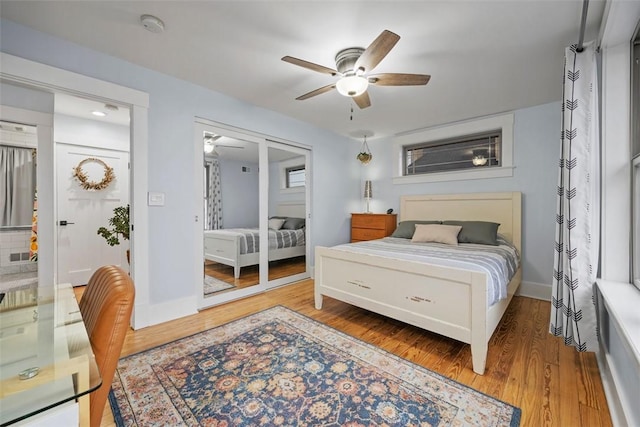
[264,143,309,290]
[196,120,311,309]
[199,123,262,304]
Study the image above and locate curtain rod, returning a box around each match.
[576,0,589,52]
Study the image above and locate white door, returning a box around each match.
[56,144,129,285]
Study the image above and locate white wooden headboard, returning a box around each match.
[276,202,306,218]
[400,192,522,252]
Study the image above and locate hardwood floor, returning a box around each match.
[204,256,306,290]
[75,280,612,427]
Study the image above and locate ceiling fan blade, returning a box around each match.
[296,84,336,100]
[214,144,244,149]
[354,30,400,73]
[282,56,338,76]
[368,73,431,86]
[353,91,371,109]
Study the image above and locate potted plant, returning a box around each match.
[357,135,372,164]
[357,152,372,164]
[97,204,130,262]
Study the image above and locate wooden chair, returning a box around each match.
[79,265,135,427]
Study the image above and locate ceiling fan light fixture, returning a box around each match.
[472,155,488,166]
[204,142,215,154]
[336,75,368,97]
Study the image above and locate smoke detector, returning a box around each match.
[140,14,165,34]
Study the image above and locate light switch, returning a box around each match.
[148,192,165,206]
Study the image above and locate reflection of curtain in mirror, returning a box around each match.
[30,190,38,262]
[0,146,36,226]
[206,158,223,230]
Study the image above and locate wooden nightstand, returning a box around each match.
[351,213,397,242]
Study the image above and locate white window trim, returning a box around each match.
[392,113,514,184]
[279,157,305,193]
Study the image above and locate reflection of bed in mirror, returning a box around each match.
[204,202,306,278]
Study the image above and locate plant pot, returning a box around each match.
[357,152,372,164]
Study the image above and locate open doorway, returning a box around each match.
[0,120,38,291]
[1,53,151,329]
[54,93,131,286]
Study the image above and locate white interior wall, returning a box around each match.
[54,114,129,151]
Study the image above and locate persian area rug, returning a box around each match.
[109,306,521,426]
[203,275,235,295]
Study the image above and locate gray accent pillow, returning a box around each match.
[443,220,500,245]
[390,220,441,239]
[282,217,306,230]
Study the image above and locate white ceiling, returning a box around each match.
[55,93,131,126]
[0,1,605,141]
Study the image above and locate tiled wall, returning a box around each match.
[0,229,37,276]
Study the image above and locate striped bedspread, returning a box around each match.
[331,236,520,306]
[208,228,305,254]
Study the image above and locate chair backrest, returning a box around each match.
[79,265,135,427]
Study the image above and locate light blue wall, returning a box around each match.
[0,82,54,113]
[0,19,355,304]
[218,158,259,229]
[355,102,560,286]
[1,18,560,298]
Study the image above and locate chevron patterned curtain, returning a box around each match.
[206,158,223,230]
[550,42,600,352]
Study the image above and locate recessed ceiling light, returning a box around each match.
[92,111,107,117]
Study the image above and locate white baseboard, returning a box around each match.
[516,281,551,301]
[596,348,630,427]
[132,296,198,330]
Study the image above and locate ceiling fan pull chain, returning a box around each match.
[350,104,354,121]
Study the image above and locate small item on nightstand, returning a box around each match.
[386,208,394,214]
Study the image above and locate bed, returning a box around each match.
[204,202,306,278]
[314,192,522,375]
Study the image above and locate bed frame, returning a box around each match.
[204,202,306,278]
[314,192,522,375]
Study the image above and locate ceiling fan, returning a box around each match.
[282,30,430,109]
[204,134,244,154]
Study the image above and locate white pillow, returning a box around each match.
[268,218,286,230]
[411,224,462,245]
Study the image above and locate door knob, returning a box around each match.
[59,220,75,226]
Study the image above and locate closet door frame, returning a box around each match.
[194,118,311,310]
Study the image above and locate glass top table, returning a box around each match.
[0,283,101,425]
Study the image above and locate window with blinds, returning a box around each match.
[403,130,502,176]
[286,166,305,188]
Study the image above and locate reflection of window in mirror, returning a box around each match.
[286,166,305,188]
[1,121,38,229]
[279,157,305,191]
